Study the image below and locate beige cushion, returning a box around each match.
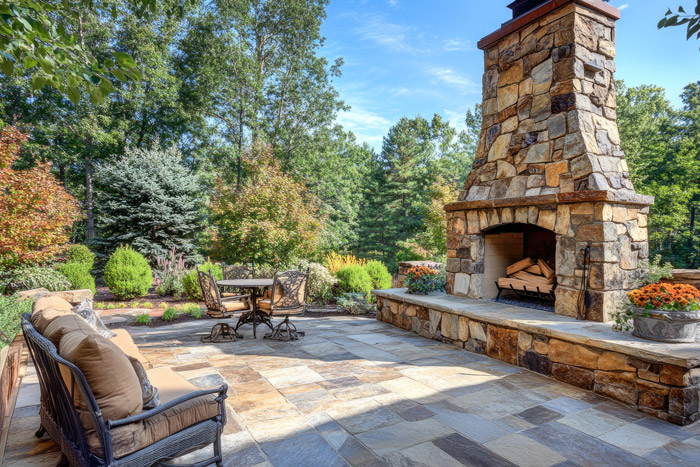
[109,394,220,459]
[110,329,151,369]
[32,295,72,314]
[255,299,274,314]
[31,307,75,335]
[221,298,249,312]
[60,328,142,452]
[105,367,221,459]
[43,314,96,347]
[146,367,198,403]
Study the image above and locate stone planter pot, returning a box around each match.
[632,307,700,343]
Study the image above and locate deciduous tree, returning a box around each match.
[210,144,321,265]
[0,127,80,267]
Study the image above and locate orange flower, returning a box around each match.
[627,283,700,310]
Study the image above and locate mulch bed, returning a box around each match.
[94,286,193,308]
[106,313,202,329]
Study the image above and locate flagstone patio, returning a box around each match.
[4,316,700,466]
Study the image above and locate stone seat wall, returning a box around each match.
[374,290,700,426]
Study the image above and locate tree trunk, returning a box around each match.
[85,153,95,240]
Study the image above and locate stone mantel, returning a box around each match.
[444,189,653,212]
[374,289,700,369]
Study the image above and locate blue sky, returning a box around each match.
[320,0,700,150]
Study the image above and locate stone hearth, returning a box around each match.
[444,0,653,322]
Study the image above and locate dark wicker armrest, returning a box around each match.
[106,385,228,429]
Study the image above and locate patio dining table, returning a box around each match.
[217,278,273,338]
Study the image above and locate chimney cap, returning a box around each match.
[507,0,611,19]
[507,0,550,19]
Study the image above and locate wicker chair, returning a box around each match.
[221,263,254,297]
[197,270,251,318]
[21,315,227,467]
[256,269,309,317]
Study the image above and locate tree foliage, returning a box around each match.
[355,111,478,269]
[617,80,700,267]
[94,144,202,259]
[210,145,321,266]
[658,3,700,46]
[0,0,195,104]
[0,127,80,267]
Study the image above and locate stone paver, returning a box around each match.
[4,316,700,466]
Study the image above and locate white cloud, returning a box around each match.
[426,67,479,93]
[388,0,398,6]
[351,14,423,54]
[393,87,412,97]
[336,106,392,150]
[618,4,629,10]
[442,38,474,52]
[443,109,467,133]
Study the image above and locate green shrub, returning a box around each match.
[180,303,202,319]
[298,260,337,303]
[364,260,392,290]
[103,246,153,300]
[335,265,373,299]
[141,301,153,308]
[58,262,96,293]
[93,301,106,309]
[11,266,71,292]
[162,307,178,321]
[182,262,223,300]
[136,313,151,325]
[0,295,32,349]
[64,244,95,269]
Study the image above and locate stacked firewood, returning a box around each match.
[497,258,556,294]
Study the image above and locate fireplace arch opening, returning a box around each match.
[482,223,557,310]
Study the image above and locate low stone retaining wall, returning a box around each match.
[374,290,700,426]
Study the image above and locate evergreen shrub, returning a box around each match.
[58,262,96,293]
[103,245,153,300]
[335,265,373,299]
[364,260,392,290]
[182,262,223,300]
[64,244,95,269]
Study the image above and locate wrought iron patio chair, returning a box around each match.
[21,315,228,467]
[256,269,310,318]
[197,270,251,319]
[221,263,255,297]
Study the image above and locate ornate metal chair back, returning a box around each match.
[197,270,224,314]
[269,269,309,313]
[222,263,255,294]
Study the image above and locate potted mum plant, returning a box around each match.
[623,283,700,343]
[404,266,446,295]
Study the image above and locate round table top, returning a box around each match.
[217,278,274,288]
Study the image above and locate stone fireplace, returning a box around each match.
[444,0,654,322]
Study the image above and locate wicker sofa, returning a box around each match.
[22,295,228,466]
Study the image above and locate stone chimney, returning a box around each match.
[444,0,654,322]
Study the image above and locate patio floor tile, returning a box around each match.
[556,408,627,437]
[484,433,567,467]
[598,423,673,457]
[6,315,699,466]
